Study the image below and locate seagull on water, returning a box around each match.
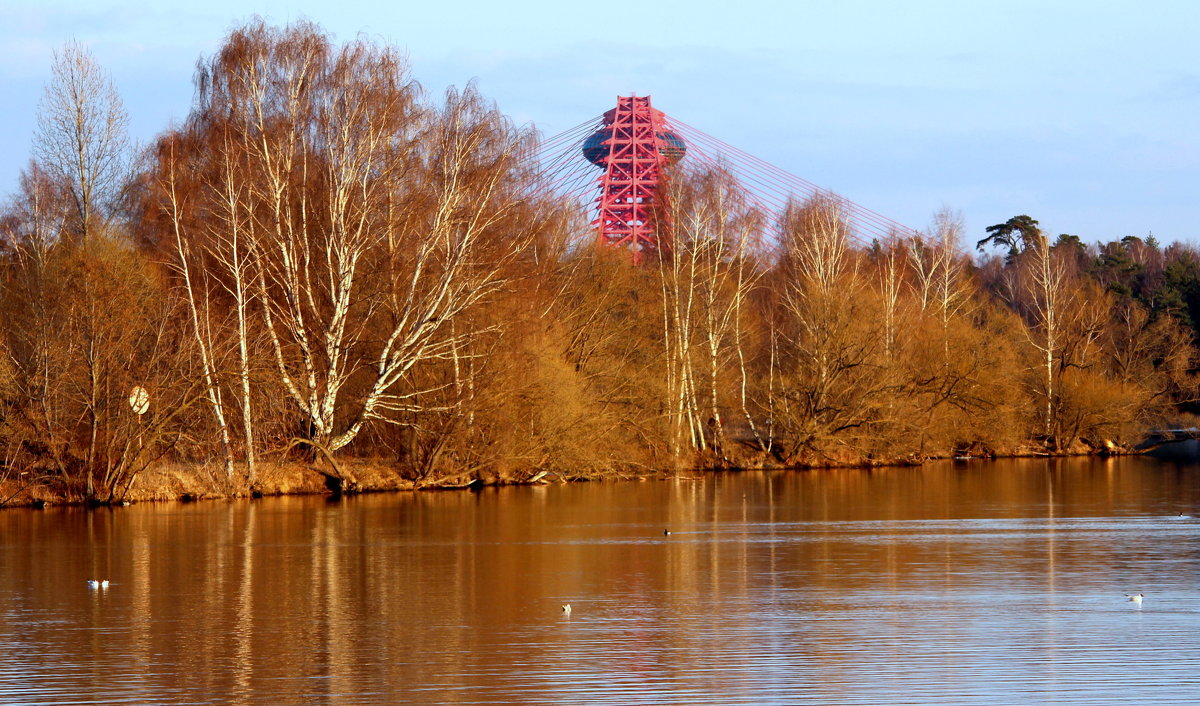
[561,603,571,616]
[1126,593,1143,606]
[87,580,110,589]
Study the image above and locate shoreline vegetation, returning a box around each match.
[3,20,1200,508]
[0,441,1140,509]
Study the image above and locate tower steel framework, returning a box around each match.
[534,94,921,261]
[583,95,684,262]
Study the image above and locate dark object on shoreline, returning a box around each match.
[1138,429,1200,460]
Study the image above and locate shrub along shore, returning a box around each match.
[1,438,1139,509]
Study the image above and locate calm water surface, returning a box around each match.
[1,457,1199,704]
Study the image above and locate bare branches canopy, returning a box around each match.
[34,39,130,240]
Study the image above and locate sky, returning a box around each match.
[3,0,1200,247]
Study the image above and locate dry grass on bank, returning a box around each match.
[0,437,1137,510]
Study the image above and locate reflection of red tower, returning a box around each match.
[582,96,685,263]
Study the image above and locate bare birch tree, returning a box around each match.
[872,234,907,362]
[998,231,1106,447]
[1025,233,1063,440]
[34,40,129,240]
[771,196,894,460]
[910,208,971,327]
[155,133,240,482]
[191,22,537,468]
[658,165,765,462]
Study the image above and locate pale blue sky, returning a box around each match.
[3,0,1199,245]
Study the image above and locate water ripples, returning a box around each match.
[1,459,1199,703]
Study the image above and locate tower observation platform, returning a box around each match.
[535,94,919,261]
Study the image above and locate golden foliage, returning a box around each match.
[1,20,1197,502]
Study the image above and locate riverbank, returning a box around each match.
[1,460,414,508]
[0,435,1139,509]
[1,456,687,508]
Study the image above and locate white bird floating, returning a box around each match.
[87,580,110,590]
[561,603,572,616]
[1126,593,1144,606]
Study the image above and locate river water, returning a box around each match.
[1,457,1198,704]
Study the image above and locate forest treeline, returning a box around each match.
[1,20,1198,503]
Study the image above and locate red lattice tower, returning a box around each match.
[582,96,685,262]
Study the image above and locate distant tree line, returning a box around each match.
[0,21,1197,502]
